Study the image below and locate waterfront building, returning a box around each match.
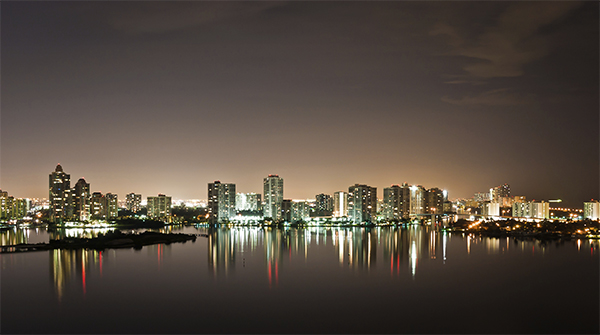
[313,193,333,217]
[263,175,283,220]
[409,185,426,217]
[383,185,403,220]
[281,199,292,222]
[348,184,377,224]
[105,193,118,219]
[291,200,311,222]
[481,202,500,217]
[126,193,142,213]
[208,181,236,223]
[333,191,348,217]
[425,188,444,215]
[235,193,262,212]
[49,164,72,223]
[90,192,106,219]
[512,201,549,219]
[147,194,172,220]
[72,178,90,221]
[583,201,600,220]
[0,190,11,220]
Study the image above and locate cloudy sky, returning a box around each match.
[1,1,598,206]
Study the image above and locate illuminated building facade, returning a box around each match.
[512,201,549,219]
[49,164,72,223]
[105,193,118,219]
[235,193,262,211]
[425,188,444,215]
[314,193,333,217]
[291,200,311,222]
[72,178,90,221]
[333,191,348,217]
[490,184,510,202]
[147,194,172,220]
[281,199,292,222]
[409,185,426,216]
[263,175,283,220]
[90,192,106,219]
[208,181,236,223]
[126,193,142,213]
[583,201,599,220]
[348,184,377,223]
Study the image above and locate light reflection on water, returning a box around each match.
[2,225,599,298]
[1,225,598,334]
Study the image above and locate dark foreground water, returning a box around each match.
[1,225,598,334]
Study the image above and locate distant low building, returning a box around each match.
[512,201,549,219]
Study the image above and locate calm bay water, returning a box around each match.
[2,225,598,334]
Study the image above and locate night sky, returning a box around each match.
[1,1,598,207]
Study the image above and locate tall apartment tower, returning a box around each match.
[425,188,444,214]
[314,193,333,217]
[105,193,118,219]
[147,194,172,220]
[72,178,90,221]
[333,191,348,217]
[263,175,283,220]
[348,184,377,224]
[207,181,236,223]
[126,193,142,213]
[49,164,72,223]
[409,185,426,216]
[90,192,106,219]
[490,184,510,202]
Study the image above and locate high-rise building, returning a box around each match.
[383,185,410,220]
[0,190,28,220]
[72,178,90,221]
[208,181,236,223]
[490,184,510,202]
[126,193,142,213]
[281,199,292,222]
[314,194,333,217]
[348,184,377,223]
[291,200,311,222]
[583,201,600,220]
[425,188,444,215]
[147,194,172,220]
[235,193,262,212]
[49,164,72,223]
[333,191,348,217]
[90,192,106,219]
[409,185,426,216]
[105,193,118,219]
[263,175,283,220]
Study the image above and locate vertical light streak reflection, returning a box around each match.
[410,241,417,279]
[443,231,447,263]
[577,239,581,251]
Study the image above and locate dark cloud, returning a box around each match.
[433,1,583,79]
[441,88,536,106]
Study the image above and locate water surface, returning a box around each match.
[2,226,598,333]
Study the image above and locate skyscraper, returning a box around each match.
[72,178,90,221]
[90,192,106,219]
[333,191,348,218]
[490,184,510,202]
[207,181,236,223]
[105,193,118,219]
[49,164,71,223]
[348,184,377,224]
[126,193,142,213]
[147,194,172,220]
[263,175,283,220]
[409,185,426,216]
[383,185,409,220]
[314,193,333,217]
[425,188,444,214]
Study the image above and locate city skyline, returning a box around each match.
[2,2,598,207]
